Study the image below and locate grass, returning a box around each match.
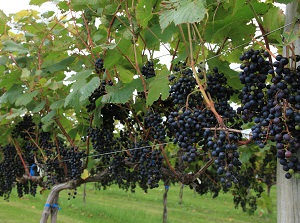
[0,184,276,223]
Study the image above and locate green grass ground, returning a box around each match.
[0,184,276,223]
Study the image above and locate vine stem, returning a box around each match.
[159,144,179,177]
[9,54,21,70]
[203,127,251,135]
[192,158,215,181]
[187,23,225,127]
[83,114,94,170]
[124,1,148,98]
[192,23,207,81]
[251,36,276,59]
[247,0,273,65]
[10,138,30,176]
[54,118,75,147]
[25,130,46,159]
[106,3,122,43]
[169,39,180,71]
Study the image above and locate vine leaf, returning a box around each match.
[0,84,23,105]
[0,10,9,33]
[79,77,101,102]
[42,55,76,74]
[66,70,93,82]
[274,0,294,3]
[21,68,31,81]
[146,68,170,106]
[6,108,27,120]
[136,0,155,28]
[159,0,206,31]
[50,100,65,110]
[32,100,46,113]
[41,110,56,131]
[64,76,100,107]
[29,0,48,6]
[262,7,285,44]
[116,65,134,83]
[2,40,29,54]
[15,90,39,107]
[104,50,122,69]
[102,79,144,104]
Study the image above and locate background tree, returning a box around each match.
[0,0,298,222]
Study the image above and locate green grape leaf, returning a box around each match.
[21,68,31,81]
[146,68,170,106]
[257,192,273,213]
[79,77,100,102]
[102,79,144,104]
[0,84,23,104]
[116,65,134,83]
[15,90,39,107]
[2,40,29,54]
[274,0,293,3]
[0,56,8,66]
[6,108,27,120]
[41,110,56,124]
[50,100,65,110]
[0,71,21,89]
[66,70,93,82]
[41,11,55,18]
[32,100,46,113]
[136,0,154,28]
[64,88,82,108]
[104,50,122,69]
[204,0,268,46]
[42,55,76,74]
[0,10,9,34]
[29,0,48,6]
[262,7,285,44]
[159,0,206,31]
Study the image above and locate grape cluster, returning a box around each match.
[169,68,202,107]
[128,142,164,190]
[86,80,109,112]
[206,68,239,123]
[167,66,242,180]
[61,147,84,180]
[232,153,269,212]
[204,129,241,188]
[0,145,23,200]
[12,114,35,140]
[167,108,205,163]
[206,67,236,101]
[144,111,166,141]
[238,50,300,179]
[265,56,300,179]
[141,60,155,79]
[238,49,272,122]
[43,144,85,186]
[193,169,221,198]
[95,58,104,74]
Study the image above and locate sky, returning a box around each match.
[0,0,56,15]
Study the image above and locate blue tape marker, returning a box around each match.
[30,164,36,176]
[52,204,61,210]
[165,185,169,189]
[45,203,51,208]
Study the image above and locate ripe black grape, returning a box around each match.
[141,60,155,79]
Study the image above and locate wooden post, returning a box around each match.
[40,182,74,223]
[277,1,300,223]
[163,184,169,223]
